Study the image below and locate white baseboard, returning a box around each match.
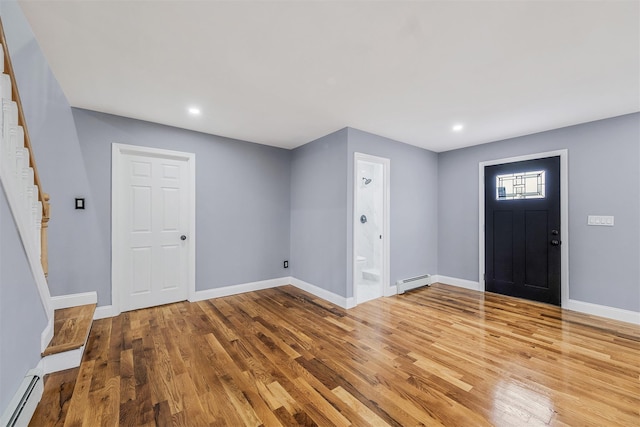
[566,299,640,325]
[93,276,357,320]
[39,345,85,374]
[70,277,640,326]
[94,278,292,318]
[192,276,357,309]
[40,317,54,353]
[433,275,639,325]
[0,367,44,427]
[289,277,355,309]
[191,277,291,302]
[93,305,117,320]
[433,275,481,291]
[51,292,97,310]
[1,159,54,322]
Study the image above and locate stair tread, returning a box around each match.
[29,368,79,426]
[43,304,96,356]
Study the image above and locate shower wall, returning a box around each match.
[355,161,383,280]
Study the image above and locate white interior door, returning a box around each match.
[113,144,194,313]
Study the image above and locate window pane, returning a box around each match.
[496,170,545,200]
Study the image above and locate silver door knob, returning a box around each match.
[180,235,187,241]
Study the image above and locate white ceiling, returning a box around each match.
[18,0,640,152]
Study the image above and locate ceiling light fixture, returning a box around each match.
[188,107,201,115]
[452,124,464,132]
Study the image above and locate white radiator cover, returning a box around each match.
[396,274,432,294]
[0,369,43,427]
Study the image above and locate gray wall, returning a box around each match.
[290,129,348,296]
[1,0,88,412]
[347,128,439,297]
[2,0,109,301]
[3,0,637,318]
[438,113,640,312]
[0,188,47,411]
[289,127,439,299]
[72,109,291,302]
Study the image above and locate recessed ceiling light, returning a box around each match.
[452,124,464,132]
[188,107,201,115]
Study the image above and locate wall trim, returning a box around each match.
[93,305,117,320]
[290,277,356,309]
[50,292,97,310]
[566,299,640,325]
[190,277,291,302]
[0,169,54,346]
[432,275,481,291]
[0,367,44,426]
[85,277,640,327]
[40,318,53,354]
[95,276,355,316]
[434,275,639,325]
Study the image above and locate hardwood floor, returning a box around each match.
[31,368,79,426]
[31,284,639,426]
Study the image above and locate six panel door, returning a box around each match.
[121,153,189,311]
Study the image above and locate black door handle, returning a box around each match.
[181,235,187,241]
[550,239,560,246]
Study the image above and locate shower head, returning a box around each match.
[362,177,372,185]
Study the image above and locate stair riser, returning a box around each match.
[0,75,42,242]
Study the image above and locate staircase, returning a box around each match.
[0,18,94,372]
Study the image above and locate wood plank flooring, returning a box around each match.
[43,304,97,356]
[31,368,79,426]
[31,284,639,426]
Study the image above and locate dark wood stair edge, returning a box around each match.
[42,303,96,357]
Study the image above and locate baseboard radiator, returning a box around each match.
[396,274,432,294]
[0,370,43,427]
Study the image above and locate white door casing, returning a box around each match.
[112,144,196,313]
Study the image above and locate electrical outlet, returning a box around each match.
[283,260,289,268]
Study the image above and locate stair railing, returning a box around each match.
[0,17,54,351]
[0,18,50,276]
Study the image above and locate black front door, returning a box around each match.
[485,156,561,305]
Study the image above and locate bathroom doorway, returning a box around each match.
[353,153,390,304]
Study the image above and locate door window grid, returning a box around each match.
[496,170,545,200]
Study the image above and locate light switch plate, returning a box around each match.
[587,215,614,226]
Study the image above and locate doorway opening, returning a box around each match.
[353,153,390,305]
[479,150,568,307]
[112,143,196,314]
